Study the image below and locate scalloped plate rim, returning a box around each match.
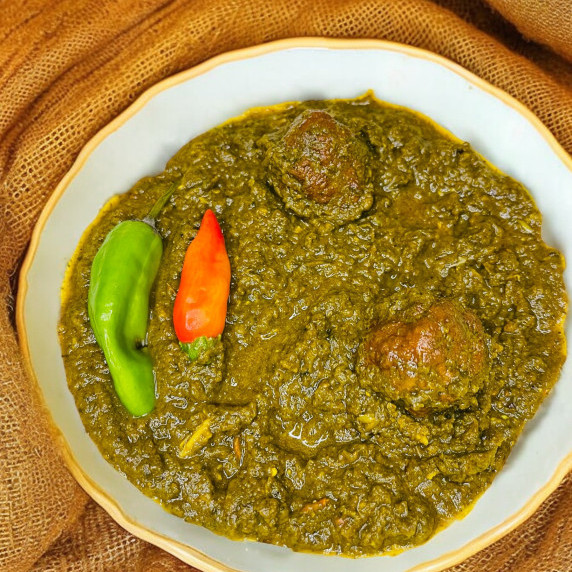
[16,37,572,572]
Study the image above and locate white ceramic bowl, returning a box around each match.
[17,39,572,572]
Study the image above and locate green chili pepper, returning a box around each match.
[88,182,177,416]
[88,221,161,416]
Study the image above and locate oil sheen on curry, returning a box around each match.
[59,94,567,556]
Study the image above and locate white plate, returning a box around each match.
[17,38,572,572]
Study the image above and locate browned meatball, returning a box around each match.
[358,300,488,414]
[265,109,373,225]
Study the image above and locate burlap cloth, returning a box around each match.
[1,0,571,570]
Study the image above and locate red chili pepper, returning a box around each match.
[173,209,231,359]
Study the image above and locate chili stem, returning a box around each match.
[145,180,179,222]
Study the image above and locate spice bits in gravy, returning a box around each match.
[59,93,566,556]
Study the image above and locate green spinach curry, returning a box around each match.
[59,93,567,556]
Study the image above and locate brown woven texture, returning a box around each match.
[485,0,572,62]
[1,0,571,570]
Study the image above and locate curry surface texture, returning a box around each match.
[59,94,567,556]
